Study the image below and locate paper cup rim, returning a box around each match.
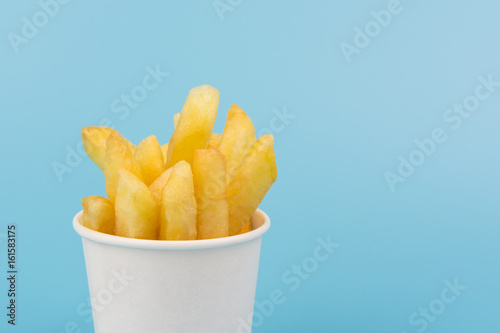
[73,209,270,250]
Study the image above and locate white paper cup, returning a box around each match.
[73,209,270,333]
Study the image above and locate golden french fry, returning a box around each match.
[81,126,115,170]
[238,218,252,234]
[148,167,173,207]
[115,169,159,239]
[193,149,228,239]
[135,135,166,186]
[82,127,136,170]
[166,85,219,167]
[218,105,256,184]
[160,161,197,240]
[173,113,180,128]
[227,134,277,235]
[208,133,222,149]
[161,143,169,164]
[104,132,143,204]
[81,195,115,234]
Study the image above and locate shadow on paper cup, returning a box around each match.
[73,209,271,333]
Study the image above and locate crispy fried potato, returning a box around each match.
[81,85,279,241]
[173,112,180,128]
[227,134,277,235]
[115,169,159,239]
[161,143,169,164]
[238,218,252,234]
[81,195,115,234]
[193,149,228,239]
[148,167,173,207]
[160,161,197,240]
[104,132,143,204]
[135,135,166,186]
[166,85,219,167]
[218,105,256,184]
[82,127,136,170]
[208,133,222,149]
[81,127,115,170]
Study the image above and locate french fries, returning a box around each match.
[218,105,256,184]
[115,169,159,239]
[80,85,277,241]
[135,135,166,186]
[81,127,114,171]
[227,134,277,235]
[104,132,143,204]
[160,161,197,240]
[166,85,219,167]
[81,195,115,234]
[193,149,228,239]
[81,127,136,171]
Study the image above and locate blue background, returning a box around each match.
[1,0,499,332]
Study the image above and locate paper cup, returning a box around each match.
[73,209,270,333]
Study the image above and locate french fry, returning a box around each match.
[238,218,252,234]
[161,143,169,164]
[135,135,166,186]
[160,161,197,240]
[173,112,180,128]
[227,134,277,235]
[81,127,114,171]
[81,195,115,234]
[166,85,219,168]
[115,169,159,239]
[81,127,136,170]
[208,133,222,149]
[218,105,256,184]
[104,132,143,204]
[149,167,173,207]
[193,149,228,239]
